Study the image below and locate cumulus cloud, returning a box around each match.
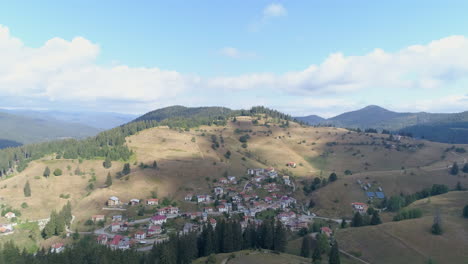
[1,23,468,115]
[263,3,287,18]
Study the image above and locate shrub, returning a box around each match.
[53,168,63,176]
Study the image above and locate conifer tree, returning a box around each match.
[329,241,341,264]
[23,181,31,197]
[463,205,468,218]
[122,163,131,175]
[312,246,322,263]
[450,162,459,175]
[370,211,382,225]
[105,172,112,186]
[103,157,112,168]
[43,166,50,177]
[153,160,158,169]
[352,212,364,227]
[273,220,287,252]
[300,236,311,257]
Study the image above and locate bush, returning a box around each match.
[84,219,94,226]
[393,208,423,221]
[53,168,63,176]
[21,202,28,208]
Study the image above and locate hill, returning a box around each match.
[294,114,325,125]
[336,191,468,264]
[4,109,137,130]
[296,105,468,143]
[0,111,100,146]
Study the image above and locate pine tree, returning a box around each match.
[463,163,468,173]
[463,205,468,218]
[352,212,364,227]
[23,181,31,197]
[370,211,382,225]
[316,233,330,254]
[273,220,287,252]
[431,212,443,235]
[329,241,341,264]
[153,160,158,169]
[312,246,322,263]
[105,172,113,187]
[300,236,311,257]
[103,157,112,169]
[43,166,50,177]
[122,163,131,175]
[450,162,459,175]
[340,218,347,228]
[328,172,337,182]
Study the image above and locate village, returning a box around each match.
[78,165,342,251]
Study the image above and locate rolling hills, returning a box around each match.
[0,111,100,146]
[0,105,467,262]
[296,105,468,143]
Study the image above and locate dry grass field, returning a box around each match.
[336,191,468,264]
[0,116,467,257]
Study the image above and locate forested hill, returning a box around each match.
[0,111,100,146]
[295,105,468,143]
[0,105,301,177]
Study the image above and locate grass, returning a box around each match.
[335,191,468,264]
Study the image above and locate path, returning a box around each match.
[340,249,372,264]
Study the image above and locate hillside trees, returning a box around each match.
[103,157,112,168]
[300,236,312,257]
[370,211,382,225]
[23,181,31,197]
[43,166,50,177]
[105,172,112,187]
[450,162,459,175]
[463,205,468,218]
[42,202,72,239]
[122,163,131,175]
[352,212,364,227]
[328,172,337,182]
[329,241,341,264]
[463,163,468,173]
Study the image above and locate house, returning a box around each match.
[4,212,15,219]
[203,207,214,213]
[197,195,207,203]
[185,194,193,201]
[97,234,108,245]
[92,215,105,222]
[214,187,224,195]
[219,178,228,184]
[264,196,273,204]
[146,198,159,206]
[286,162,297,168]
[0,224,13,233]
[247,168,264,176]
[111,222,121,232]
[283,175,291,185]
[167,206,179,214]
[280,196,296,208]
[134,231,146,240]
[112,215,123,222]
[217,205,228,213]
[321,226,333,237]
[147,225,162,236]
[129,199,140,205]
[51,243,65,253]
[109,235,123,250]
[120,222,129,232]
[351,202,368,213]
[227,176,236,182]
[277,211,296,222]
[183,223,195,234]
[209,218,217,228]
[118,237,131,250]
[108,196,120,206]
[151,215,167,225]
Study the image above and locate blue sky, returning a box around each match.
[0,1,468,117]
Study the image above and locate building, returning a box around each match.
[219,178,228,184]
[112,215,122,222]
[4,212,15,219]
[185,194,193,201]
[151,215,167,225]
[321,226,333,237]
[129,199,140,205]
[283,175,291,185]
[217,205,228,213]
[214,187,224,195]
[0,224,13,233]
[109,235,123,250]
[209,218,217,228]
[111,223,121,232]
[92,215,105,222]
[146,198,159,206]
[97,234,108,245]
[147,225,162,236]
[134,231,146,240]
[51,243,65,253]
[107,196,120,206]
[286,162,297,168]
[351,202,368,213]
[227,176,237,183]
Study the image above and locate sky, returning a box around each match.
[1,1,468,117]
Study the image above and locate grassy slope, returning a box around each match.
[0,116,467,256]
[336,191,468,264]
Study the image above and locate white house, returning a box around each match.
[214,187,224,195]
[50,243,65,253]
[151,215,167,225]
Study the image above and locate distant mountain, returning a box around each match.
[4,109,137,130]
[295,105,468,143]
[0,111,100,147]
[294,114,325,125]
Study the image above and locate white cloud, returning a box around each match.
[1,24,468,115]
[219,47,257,59]
[263,3,287,18]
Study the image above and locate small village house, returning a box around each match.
[146,198,159,206]
[107,196,120,206]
